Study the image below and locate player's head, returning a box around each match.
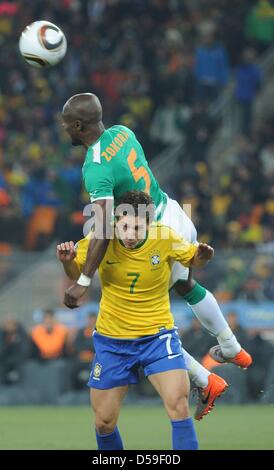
[115,191,155,249]
[62,93,103,146]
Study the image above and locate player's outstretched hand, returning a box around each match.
[197,243,214,261]
[57,241,76,263]
[64,283,87,309]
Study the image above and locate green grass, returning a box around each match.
[0,404,273,450]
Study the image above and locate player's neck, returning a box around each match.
[82,122,105,149]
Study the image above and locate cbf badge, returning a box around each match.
[93,363,102,380]
[150,251,161,266]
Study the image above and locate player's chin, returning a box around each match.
[71,138,82,146]
[124,241,138,249]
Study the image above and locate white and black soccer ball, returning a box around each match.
[19,20,67,68]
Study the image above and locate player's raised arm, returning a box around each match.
[169,229,214,269]
[64,199,112,309]
[82,199,112,278]
[57,241,80,280]
[190,243,214,268]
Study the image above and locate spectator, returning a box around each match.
[71,312,96,390]
[21,166,62,219]
[0,316,30,385]
[246,328,274,400]
[30,309,68,361]
[259,142,274,178]
[225,311,251,349]
[149,96,189,151]
[180,318,215,361]
[245,0,274,50]
[235,48,262,136]
[184,104,216,162]
[195,25,229,103]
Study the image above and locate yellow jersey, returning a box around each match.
[74,224,197,339]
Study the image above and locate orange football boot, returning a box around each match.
[209,346,253,369]
[194,373,228,421]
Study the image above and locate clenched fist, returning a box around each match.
[196,243,214,261]
[56,241,76,263]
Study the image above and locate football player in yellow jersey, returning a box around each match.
[57,191,226,450]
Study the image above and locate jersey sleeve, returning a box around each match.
[168,228,198,267]
[74,237,89,272]
[83,162,114,203]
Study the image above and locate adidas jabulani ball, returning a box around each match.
[19,20,67,68]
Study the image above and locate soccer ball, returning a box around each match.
[19,20,67,68]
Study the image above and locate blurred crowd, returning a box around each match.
[174,120,274,250]
[0,0,273,252]
[0,309,97,390]
[194,250,274,302]
[1,308,273,403]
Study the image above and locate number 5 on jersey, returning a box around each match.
[127,149,151,194]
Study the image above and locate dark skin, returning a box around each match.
[64,199,110,309]
[173,272,196,296]
[61,93,211,308]
[62,93,111,309]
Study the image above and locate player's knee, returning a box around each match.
[95,414,117,435]
[174,278,196,296]
[164,393,190,420]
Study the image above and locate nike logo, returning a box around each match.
[168,353,182,360]
[106,260,120,265]
[201,391,210,404]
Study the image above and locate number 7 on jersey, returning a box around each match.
[127,272,140,294]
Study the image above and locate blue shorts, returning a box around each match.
[88,328,186,390]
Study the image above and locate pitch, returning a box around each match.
[0,404,273,450]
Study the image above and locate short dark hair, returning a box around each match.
[115,191,155,222]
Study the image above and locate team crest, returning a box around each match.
[150,251,161,266]
[93,362,102,378]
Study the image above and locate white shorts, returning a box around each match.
[160,196,197,287]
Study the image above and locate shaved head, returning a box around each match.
[62,93,102,124]
[62,93,104,148]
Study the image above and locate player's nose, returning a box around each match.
[127,231,136,240]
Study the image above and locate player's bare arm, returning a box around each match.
[64,199,111,309]
[82,199,112,278]
[190,243,214,268]
[56,241,80,281]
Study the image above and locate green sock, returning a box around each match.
[182,283,206,305]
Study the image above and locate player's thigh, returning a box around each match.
[90,385,128,423]
[163,198,197,287]
[161,197,197,243]
[148,369,190,401]
[148,369,190,418]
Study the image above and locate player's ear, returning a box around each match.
[75,119,83,131]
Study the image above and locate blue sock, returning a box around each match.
[96,426,124,450]
[171,417,199,450]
